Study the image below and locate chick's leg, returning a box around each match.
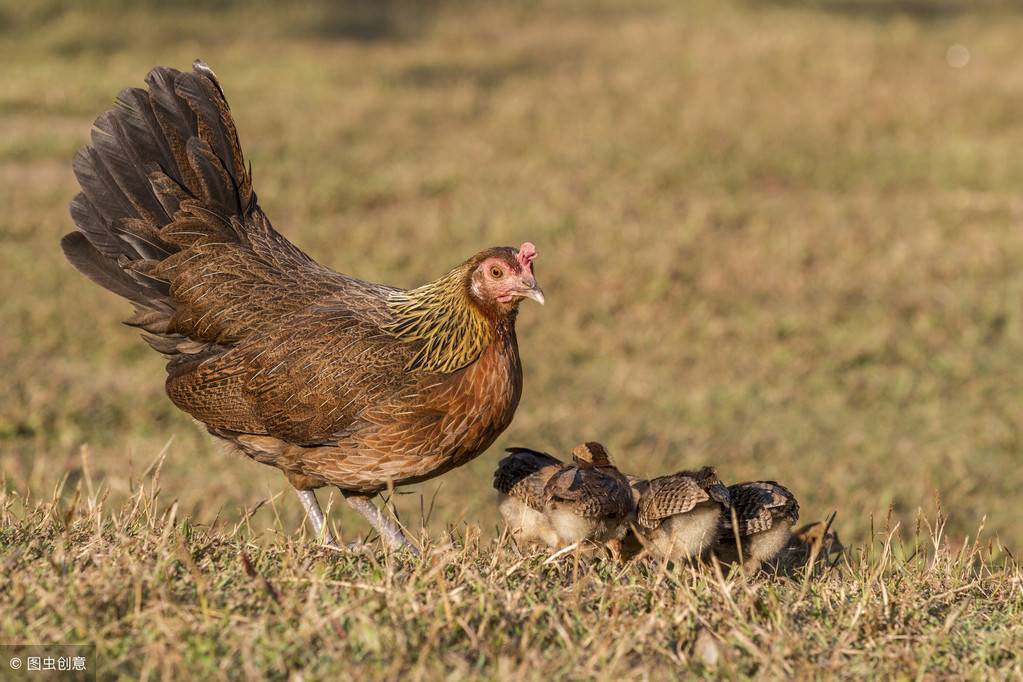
[294,488,336,546]
[343,492,421,556]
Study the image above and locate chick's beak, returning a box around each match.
[607,538,623,563]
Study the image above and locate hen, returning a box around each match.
[61,61,544,552]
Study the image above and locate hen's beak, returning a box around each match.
[518,280,545,306]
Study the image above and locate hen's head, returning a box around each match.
[468,242,545,311]
[386,242,543,372]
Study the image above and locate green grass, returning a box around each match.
[3,0,1023,677]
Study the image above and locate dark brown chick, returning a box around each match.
[714,481,799,573]
[631,466,730,564]
[541,442,635,556]
[61,61,544,552]
[493,448,565,549]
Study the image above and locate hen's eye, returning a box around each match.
[490,265,503,278]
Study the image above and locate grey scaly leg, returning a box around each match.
[294,488,336,546]
[343,493,421,556]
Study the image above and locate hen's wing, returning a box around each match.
[164,300,427,444]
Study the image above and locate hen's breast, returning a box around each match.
[293,328,523,493]
[430,328,523,465]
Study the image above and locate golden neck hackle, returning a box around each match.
[385,268,496,373]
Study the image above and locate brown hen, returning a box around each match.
[61,61,544,552]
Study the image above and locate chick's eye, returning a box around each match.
[490,265,503,278]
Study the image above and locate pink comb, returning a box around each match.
[517,242,537,268]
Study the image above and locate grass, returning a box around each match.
[3,0,1023,677]
[2,469,1020,679]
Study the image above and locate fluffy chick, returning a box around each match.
[788,517,844,566]
[542,442,635,556]
[714,481,799,573]
[633,466,731,564]
[493,448,565,549]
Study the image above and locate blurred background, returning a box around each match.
[2,0,1022,553]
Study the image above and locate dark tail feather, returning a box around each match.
[60,232,159,309]
[175,63,252,212]
[63,60,255,333]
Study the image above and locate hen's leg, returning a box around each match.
[294,488,336,545]
[343,493,421,556]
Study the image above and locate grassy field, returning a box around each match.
[2,0,1023,677]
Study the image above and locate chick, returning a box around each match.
[493,448,565,549]
[618,474,648,560]
[633,466,731,564]
[714,481,799,573]
[788,516,844,566]
[542,442,635,556]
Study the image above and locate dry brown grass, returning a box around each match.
[1,470,1020,678]
[3,0,1023,677]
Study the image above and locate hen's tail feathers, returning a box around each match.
[62,61,255,347]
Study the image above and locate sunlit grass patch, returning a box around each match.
[0,466,1019,678]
